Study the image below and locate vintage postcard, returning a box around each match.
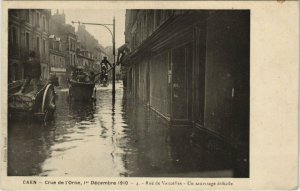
[0,0,299,190]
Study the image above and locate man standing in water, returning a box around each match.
[100,57,112,73]
[18,51,41,94]
[100,57,112,83]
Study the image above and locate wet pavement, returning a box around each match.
[8,82,245,177]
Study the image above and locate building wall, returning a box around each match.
[49,51,66,86]
[203,11,250,145]
[50,53,65,69]
[49,11,77,77]
[76,54,96,73]
[124,10,250,148]
[8,9,51,82]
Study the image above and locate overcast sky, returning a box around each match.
[53,9,126,49]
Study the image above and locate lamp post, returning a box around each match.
[72,17,116,98]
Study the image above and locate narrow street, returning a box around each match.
[8,82,238,177]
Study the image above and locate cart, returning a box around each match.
[8,79,57,122]
[68,80,96,101]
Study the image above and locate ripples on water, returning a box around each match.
[8,83,244,177]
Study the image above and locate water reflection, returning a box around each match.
[8,82,244,177]
[8,121,55,176]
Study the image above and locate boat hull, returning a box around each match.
[69,81,95,101]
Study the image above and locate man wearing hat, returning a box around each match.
[17,51,41,94]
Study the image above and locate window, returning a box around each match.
[36,12,40,27]
[12,27,18,48]
[25,32,30,50]
[71,40,75,50]
[36,37,40,53]
[166,10,173,18]
[143,14,147,40]
[43,16,46,30]
[43,39,46,55]
[55,41,59,51]
[155,10,161,28]
[148,11,154,34]
[10,9,18,17]
[53,55,56,67]
[24,10,30,23]
[52,40,54,50]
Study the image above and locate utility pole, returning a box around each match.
[112,17,116,97]
[72,19,116,98]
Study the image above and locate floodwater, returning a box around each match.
[8,82,247,177]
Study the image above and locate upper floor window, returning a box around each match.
[9,9,18,17]
[43,16,46,31]
[25,32,30,50]
[155,10,161,28]
[11,26,18,48]
[166,10,174,18]
[43,39,46,55]
[143,14,147,40]
[24,10,30,23]
[55,41,59,51]
[36,12,40,27]
[36,36,40,53]
[51,40,54,50]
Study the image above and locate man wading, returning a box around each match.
[17,51,41,94]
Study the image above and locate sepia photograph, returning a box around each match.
[7,8,249,178]
[1,1,298,190]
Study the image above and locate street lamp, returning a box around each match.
[72,17,116,97]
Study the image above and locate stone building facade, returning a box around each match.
[8,9,51,82]
[76,50,97,73]
[49,11,77,77]
[49,35,66,87]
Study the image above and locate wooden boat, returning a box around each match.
[68,80,96,101]
[8,79,56,122]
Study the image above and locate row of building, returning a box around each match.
[122,10,250,162]
[8,9,111,87]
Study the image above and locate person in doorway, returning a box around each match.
[17,51,41,94]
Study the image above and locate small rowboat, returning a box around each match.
[8,79,56,122]
[68,80,96,101]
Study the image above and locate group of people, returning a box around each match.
[70,56,111,85]
[71,68,93,83]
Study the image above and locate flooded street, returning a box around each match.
[8,82,241,177]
